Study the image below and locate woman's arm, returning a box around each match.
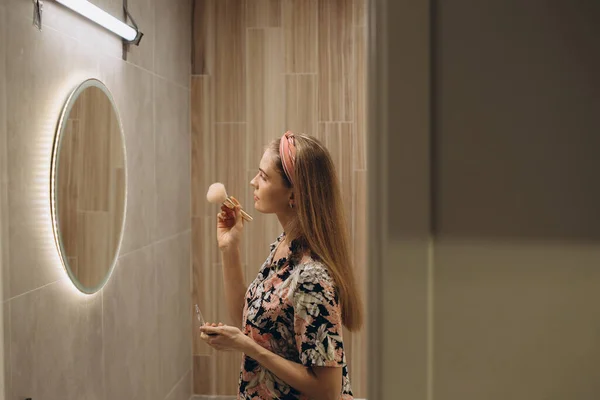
[244,337,342,400]
[200,324,342,400]
[220,246,246,328]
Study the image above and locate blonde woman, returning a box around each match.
[200,131,363,400]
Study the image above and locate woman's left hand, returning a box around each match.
[199,323,250,352]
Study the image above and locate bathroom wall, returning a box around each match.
[190,0,367,397]
[1,4,7,398]
[377,1,600,399]
[0,0,193,399]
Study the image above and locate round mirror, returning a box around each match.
[50,79,127,294]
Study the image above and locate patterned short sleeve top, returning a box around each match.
[239,233,354,400]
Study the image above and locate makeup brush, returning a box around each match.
[206,182,253,222]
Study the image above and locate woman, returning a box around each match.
[200,131,363,400]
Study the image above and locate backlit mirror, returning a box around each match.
[51,78,127,294]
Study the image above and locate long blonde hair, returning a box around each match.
[268,134,363,331]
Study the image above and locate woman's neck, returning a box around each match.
[276,210,296,243]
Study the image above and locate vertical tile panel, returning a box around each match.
[156,232,192,398]
[192,217,215,356]
[192,0,215,74]
[246,28,284,170]
[155,0,192,87]
[154,78,192,240]
[283,0,318,73]
[353,0,366,27]
[319,122,353,229]
[246,0,281,27]
[215,124,247,220]
[215,0,246,122]
[285,74,318,135]
[216,351,243,395]
[0,4,8,305]
[353,25,367,170]
[211,261,242,396]
[192,76,215,218]
[351,170,367,397]
[125,0,155,71]
[104,246,159,400]
[318,0,353,122]
[193,355,214,394]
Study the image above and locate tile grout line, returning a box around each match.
[6,278,62,303]
[164,368,191,400]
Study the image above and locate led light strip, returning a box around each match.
[56,0,140,43]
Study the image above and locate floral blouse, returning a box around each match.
[239,233,353,399]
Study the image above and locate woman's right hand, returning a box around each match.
[217,196,244,251]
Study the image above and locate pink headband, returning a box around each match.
[279,131,296,186]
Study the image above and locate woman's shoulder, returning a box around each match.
[294,259,335,287]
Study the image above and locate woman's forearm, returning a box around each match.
[243,338,339,400]
[220,246,246,327]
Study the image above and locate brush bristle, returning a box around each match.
[206,182,228,203]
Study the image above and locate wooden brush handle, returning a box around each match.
[240,209,253,222]
[224,198,253,222]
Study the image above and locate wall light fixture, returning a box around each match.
[33,0,143,45]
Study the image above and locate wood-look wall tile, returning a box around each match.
[192,217,215,356]
[215,124,247,208]
[193,355,214,395]
[216,352,243,395]
[246,28,285,169]
[285,74,318,136]
[283,0,318,73]
[353,0,366,26]
[354,25,367,170]
[192,0,215,74]
[318,123,353,227]
[215,0,246,122]
[318,0,354,122]
[246,0,281,27]
[351,170,367,398]
[192,76,215,218]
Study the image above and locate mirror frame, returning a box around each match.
[50,78,128,295]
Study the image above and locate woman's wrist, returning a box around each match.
[241,335,261,359]
[219,244,240,254]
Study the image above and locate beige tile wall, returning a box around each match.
[0,0,193,399]
[191,0,368,397]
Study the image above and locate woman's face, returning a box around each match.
[250,151,293,214]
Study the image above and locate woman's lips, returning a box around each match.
[254,195,259,201]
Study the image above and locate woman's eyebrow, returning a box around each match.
[259,168,269,177]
